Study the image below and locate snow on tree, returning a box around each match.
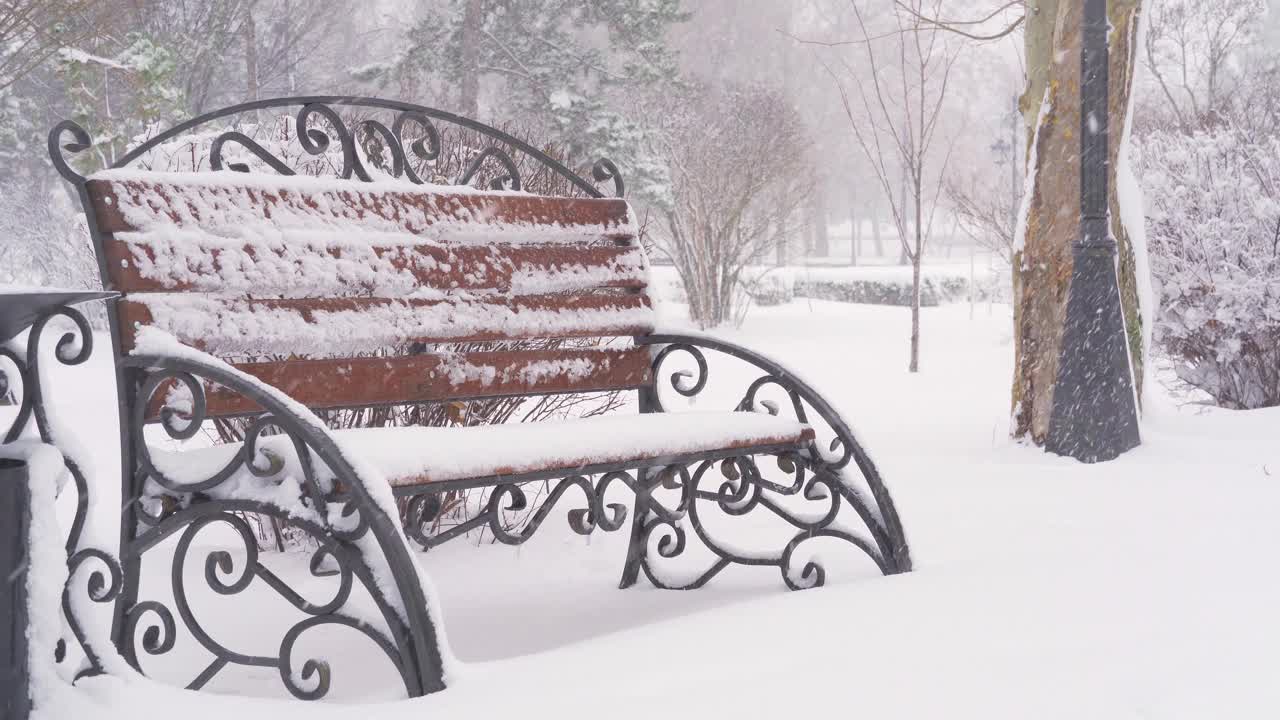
[1136,128,1280,408]
[1130,0,1279,408]
[642,83,813,329]
[365,0,686,198]
[1011,0,1149,445]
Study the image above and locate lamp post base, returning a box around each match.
[1045,246,1142,463]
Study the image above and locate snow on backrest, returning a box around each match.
[88,170,635,241]
[83,169,656,360]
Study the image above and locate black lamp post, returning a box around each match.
[1045,0,1141,462]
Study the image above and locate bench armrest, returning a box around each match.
[122,330,447,696]
[637,332,910,573]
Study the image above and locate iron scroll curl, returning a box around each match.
[48,96,625,199]
[631,333,912,587]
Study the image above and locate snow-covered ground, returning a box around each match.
[15,297,1280,719]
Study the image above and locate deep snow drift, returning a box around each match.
[10,298,1279,719]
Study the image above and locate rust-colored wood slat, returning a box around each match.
[118,294,654,353]
[102,237,646,295]
[145,348,653,419]
[86,177,632,237]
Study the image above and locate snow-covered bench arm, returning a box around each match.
[625,332,912,585]
[120,332,448,699]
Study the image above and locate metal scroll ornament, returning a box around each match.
[628,335,912,589]
[117,354,447,699]
[48,96,625,199]
[1,303,123,681]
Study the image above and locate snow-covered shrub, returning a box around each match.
[1137,128,1280,409]
[644,84,814,328]
[744,273,794,307]
[791,275,968,307]
[0,180,99,292]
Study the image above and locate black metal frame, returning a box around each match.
[1,299,129,688]
[49,95,624,197]
[119,354,445,698]
[45,96,911,702]
[0,457,31,720]
[621,335,911,588]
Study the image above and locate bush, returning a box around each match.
[792,275,970,307]
[1137,128,1280,409]
[744,273,794,306]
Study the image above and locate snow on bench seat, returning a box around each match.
[151,411,814,489]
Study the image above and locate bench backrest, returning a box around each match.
[85,171,655,418]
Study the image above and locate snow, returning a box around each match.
[150,411,809,488]
[1012,89,1050,256]
[0,442,71,708]
[114,228,647,298]
[130,293,654,356]
[93,169,634,245]
[129,328,457,677]
[11,299,1280,718]
[1116,6,1155,404]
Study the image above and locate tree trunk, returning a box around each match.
[871,197,884,257]
[909,175,924,373]
[910,256,922,372]
[812,195,829,258]
[459,0,484,116]
[283,0,296,94]
[898,171,910,265]
[245,4,259,103]
[1011,0,1146,444]
[850,193,860,266]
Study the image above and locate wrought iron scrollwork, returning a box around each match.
[118,503,414,699]
[1,301,127,681]
[627,334,912,590]
[47,120,93,184]
[50,96,625,198]
[113,353,448,699]
[404,473,630,551]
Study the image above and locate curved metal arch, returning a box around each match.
[49,95,624,198]
[121,499,420,699]
[635,453,889,591]
[123,352,446,695]
[638,333,912,575]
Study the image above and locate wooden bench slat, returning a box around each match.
[87,175,633,239]
[103,236,646,296]
[119,294,655,353]
[148,348,653,419]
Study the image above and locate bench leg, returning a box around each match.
[618,467,653,589]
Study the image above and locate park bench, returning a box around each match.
[47,97,911,701]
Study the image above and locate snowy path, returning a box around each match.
[20,300,1280,719]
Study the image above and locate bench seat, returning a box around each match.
[151,411,814,491]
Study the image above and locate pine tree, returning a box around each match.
[370,0,688,194]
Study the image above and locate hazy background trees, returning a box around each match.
[1,0,1276,408]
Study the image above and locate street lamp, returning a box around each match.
[1045,0,1141,462]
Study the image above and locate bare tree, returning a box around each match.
[947,174,1017,264]
[899,0,1149,444]
[811,0,962,373]
[646,83,814,328]
[0,0,102,92]
[1141,0,1266,132]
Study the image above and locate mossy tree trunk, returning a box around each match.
[1012,0,1146,444]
